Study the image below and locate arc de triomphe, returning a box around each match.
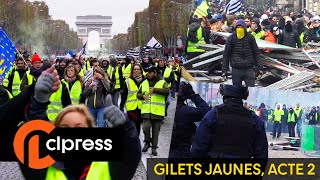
[76,15,112,50]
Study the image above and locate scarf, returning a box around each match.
[30,66,42,78]
[64,75,76,83]
[133,74,143,84]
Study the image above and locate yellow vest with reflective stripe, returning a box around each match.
[45,162,111,180]
[11,70,23,96]
[62,80,82,105]
[125,78,142,111]
[274,109,284,122]
[122,64,132,79]
[47,83,63,121]
[163,66,173,88]
[108,66,120,89]
[187,27,206,53]
[288,113,296,123]
[140,79,166,117]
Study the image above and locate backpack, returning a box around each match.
[188,25,200,43]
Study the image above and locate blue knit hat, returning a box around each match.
[236,19,247,29]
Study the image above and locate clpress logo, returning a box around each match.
[13,120,122,169]
[13,120,56,169]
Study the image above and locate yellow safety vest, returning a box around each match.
[187,27,206,53]
[140,79,166,117]
[142,69,148,76]
[288,113,296,123]
[273,109,284,122]
[268,109,274,121]
[294,107,302,119]
[249,30,265,39]
[46,162,111,180]
[84,60,92,71]
[122,64,132,79]
[299,32,304,46]
[26,71,35,86]
[62,79,82,105]
[47,83,63,121]
[107,66,120,89]
[125,78,142,111]
[11,70,24,96]
[79,68,85,77]
[163,66,173,88]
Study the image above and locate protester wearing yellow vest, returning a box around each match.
[272,103,284,139]
[3,58,28,96]
[20,53,43,92]
[122,57,133,79]
[107,58,123,107]
[120,64,144,135]
[47,65,83,121]
[137,66,169,156]
[20,97,141,180]
[186,18,206,60]
[294,103,303,138]
[248,18,265,39]
[287,108,297,137]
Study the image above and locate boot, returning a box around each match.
[142,143,151,152]
[151,148,157,156]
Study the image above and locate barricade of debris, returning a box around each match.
[182,32,320,92]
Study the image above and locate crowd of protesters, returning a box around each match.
[186,8,320,59]
[0,51,182,179]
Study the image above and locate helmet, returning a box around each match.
[219,84,249,100]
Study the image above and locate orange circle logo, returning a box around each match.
[13,120,56,169]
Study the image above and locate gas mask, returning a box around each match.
[236,27,245,39]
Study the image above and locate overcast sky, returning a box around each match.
[33,0,149,35]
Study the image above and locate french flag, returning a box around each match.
[78,41,87,59]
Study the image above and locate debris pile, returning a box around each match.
[183,32,320,92]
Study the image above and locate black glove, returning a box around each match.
[181,82,195,99]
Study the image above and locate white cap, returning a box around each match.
[261,14,268,20]
[285,17,293,23]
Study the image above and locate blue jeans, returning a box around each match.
[88,107,106,127]
[296,119,302,138]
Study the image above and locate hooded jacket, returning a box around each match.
[278,24,302,48]
[222,19,262,72]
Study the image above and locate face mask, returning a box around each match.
[236,27,245,39]
[285,23,293,32]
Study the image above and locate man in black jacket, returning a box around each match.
[278,17,302,48]
[169,82,210,158]
[222,19,263,87]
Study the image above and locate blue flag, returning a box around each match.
[0,28,16,80]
